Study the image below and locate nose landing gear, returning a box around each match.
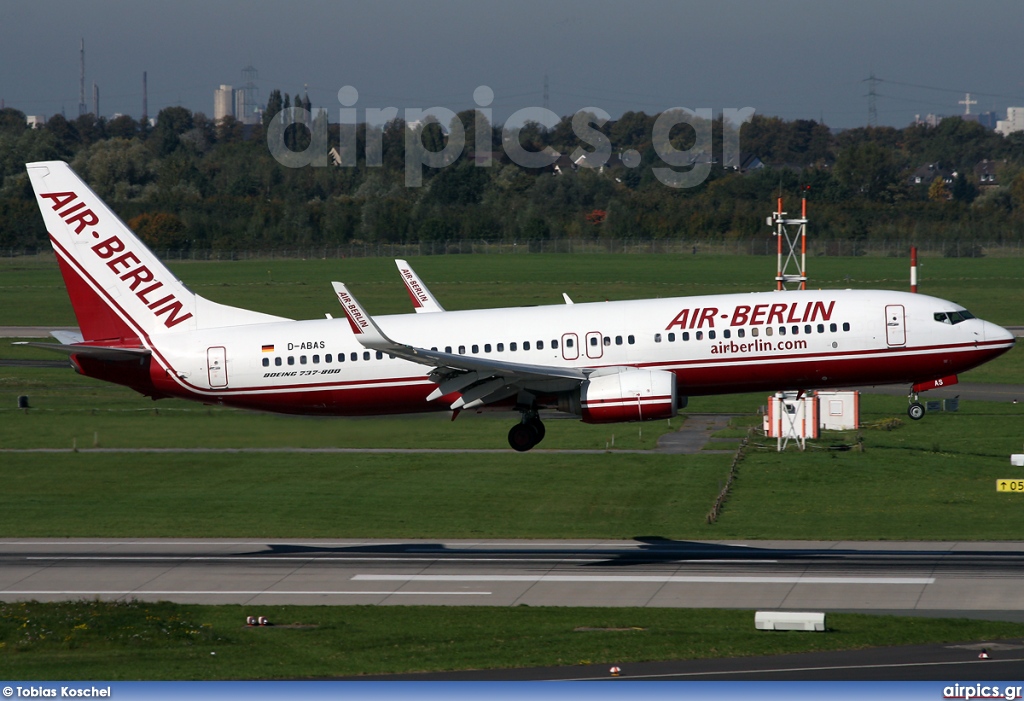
[907,390,925,420]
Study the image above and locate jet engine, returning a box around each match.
[558,368,685,423]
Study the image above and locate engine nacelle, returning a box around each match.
[559,368,683,424]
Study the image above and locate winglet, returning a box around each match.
[396,259,445,313]
[331,282,396,350]
[562,293,574,305]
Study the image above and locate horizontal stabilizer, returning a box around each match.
[15,341,151,361]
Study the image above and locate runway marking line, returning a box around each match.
[0,590,492,596]
[354,574,935,585]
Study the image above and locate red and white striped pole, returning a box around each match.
[776,197,784,291]
[910,246,918,293]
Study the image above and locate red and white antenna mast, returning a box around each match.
[770,187,809,291]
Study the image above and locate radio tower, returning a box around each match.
[769,188,809,291]
[543,73,549,112]
[78,39,87,116]
[142,71,148,124]
[863,71,879,127]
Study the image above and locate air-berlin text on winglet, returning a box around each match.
[39,191,193,329]
[336,291,369,334]
[400,268,429,305]
[666,301,835,330]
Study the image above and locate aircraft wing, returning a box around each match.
[332,282,586,410]
[395,259,445,313]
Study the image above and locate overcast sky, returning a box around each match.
[3,0,1023,130]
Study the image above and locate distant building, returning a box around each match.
[214,85,234,121]
[996,107,1024,136]
[909,163,955,187]
[963,111,998,129]
[975,159,999,187]
[26,115,45,129]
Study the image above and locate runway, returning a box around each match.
[3,538,1024,619]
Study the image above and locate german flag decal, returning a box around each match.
[262,344,274,353]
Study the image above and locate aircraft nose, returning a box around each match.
[985,321,1016,345]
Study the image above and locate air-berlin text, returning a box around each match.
[400,268,429,305]
[666,301,835,330]
[40,191,193,329]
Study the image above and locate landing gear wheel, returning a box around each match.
[527,417,546,444]
[907,402,925,421]
[508,423,539,452]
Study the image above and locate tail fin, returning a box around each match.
[26,161,285,343]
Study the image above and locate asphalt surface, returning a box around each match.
[4,538,1024,615]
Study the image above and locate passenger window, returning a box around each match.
[458,345,465,354]
[445,346,452,353]
[431,347,438,351]
[287,356,295,365]
[817,324,825,333]
[363,351,370,361]
[804,324,812,334]
[338,354,344,362]
[778,326,786,336]
[590,337,598,346]
[313,355,320,364]
[552,340,558,349]
[708,330,716,340]
[737,328,745,338]
[300,355,307,364]
[537,340,544,350]
[604,336,611,346]
[751,328,759,337]
[472,344,479,354]
[723,329,731,339]
[654,333,662,342]
[376,351,383,360]
[668,332,675,342]
[275,357,282,366]
[350,352,358,361]
[615,335,622,345]
[510,342,517,351]
[628,335,635,344]
[497,343,504,352]
[484,344,492,353]
[326,354,332,363]
[765,327,773,337]
[524,341,531,351]
[682,332,690,341]
[830,323,837,333]
[695,331,703,340]
[792,326,799,335]
[565,338,573,348]
[842,322,850,332]
[262,357,269,367]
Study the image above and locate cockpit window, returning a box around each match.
[934,310,975,325]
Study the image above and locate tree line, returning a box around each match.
[2,100,1024,255]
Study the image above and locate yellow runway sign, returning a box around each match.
[996,480,1024,492]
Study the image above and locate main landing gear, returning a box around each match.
[907,390,925,421]
[508,410,546,452]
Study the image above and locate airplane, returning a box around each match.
[22,160,1016,451]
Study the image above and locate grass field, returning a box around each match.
[3,252,1024,324]
[4,601,1024,680]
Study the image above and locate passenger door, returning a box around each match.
[885,305,906,346]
